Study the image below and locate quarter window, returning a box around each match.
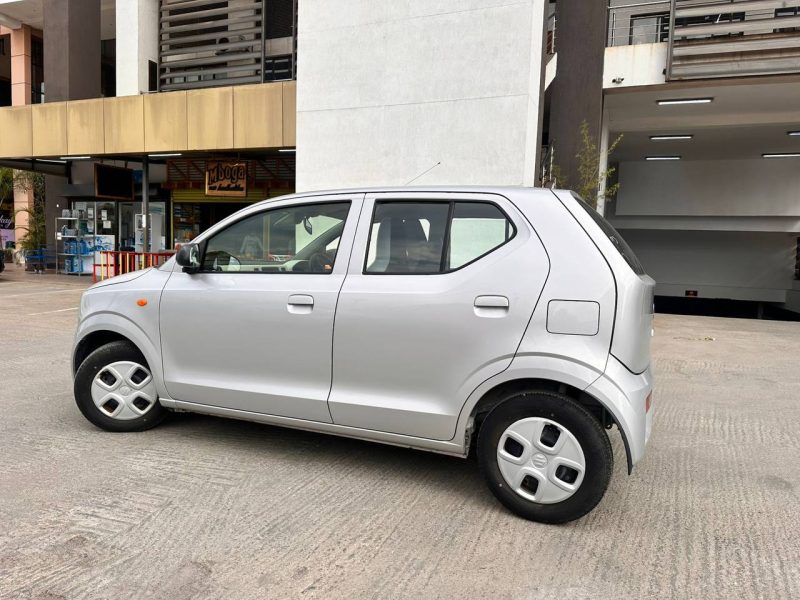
[449,202,513,269]
[201,202,350,273]
[365,201,514,274]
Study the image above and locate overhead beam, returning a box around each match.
[0,159,71,178]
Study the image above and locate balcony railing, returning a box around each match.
[608,1,672,47]
[608,0,800,79]
[667,0,800,80]
[159,0,297,92]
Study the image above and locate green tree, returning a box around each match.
[1,169,47,253]
[0,167,14,213]
[544,120,622,211]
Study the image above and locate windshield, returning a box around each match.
[571,193,645,276]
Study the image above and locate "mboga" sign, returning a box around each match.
[205,161,248,197]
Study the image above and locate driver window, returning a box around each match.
[201,202,351,273]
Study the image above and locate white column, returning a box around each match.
[296,0,548,192]
[116,0,158,96]
[522,0,548,187]
[596,107,610,216]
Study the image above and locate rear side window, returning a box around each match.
[365,201,515,274]
[571,193,645,275]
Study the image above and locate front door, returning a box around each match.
[328,192,549,440]
[160,197,361,422]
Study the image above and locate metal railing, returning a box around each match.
[667,0,800,80]
[607,1,672,47]
[93,251,174,283]
[608,0,800,78]
[546,11,556,54]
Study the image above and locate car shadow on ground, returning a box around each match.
[155,410,494,505]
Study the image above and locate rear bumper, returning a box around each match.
[586,355,654,472]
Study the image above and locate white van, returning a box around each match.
[72,187,654,523]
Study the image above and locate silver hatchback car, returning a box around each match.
[73,187,654,523]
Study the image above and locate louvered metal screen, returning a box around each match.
[666,0,800,80]
[159,0,297,91]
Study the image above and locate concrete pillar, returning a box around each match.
[116,0,159,96]
[549,0,607,191]
[522,0,549,187]
[296,0,548,191]
[43,0,101,102]
[10,25,32,105]
[9,25,33,246]
[43,0,102,259]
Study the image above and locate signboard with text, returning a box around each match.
[205,161,247,197]
[0,208,13,248]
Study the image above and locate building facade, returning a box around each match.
[598,0,800,312]
[0,0,798,313]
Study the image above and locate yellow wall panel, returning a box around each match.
[144,91,188,152]
[187,87,234,151]
[0,82,292,159]
[66,99,104,156]
[233,83,283,149]
[0,106,32,158]
[104,95,144,154]
[282,81,296,147]
[32,102,67,157]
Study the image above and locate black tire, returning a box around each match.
[477,390,613,524]
[74,340,167,432]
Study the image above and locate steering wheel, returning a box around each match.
[308,251,333,273]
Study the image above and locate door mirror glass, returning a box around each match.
[176,243,201,272]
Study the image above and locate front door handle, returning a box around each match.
[288,294,314,314]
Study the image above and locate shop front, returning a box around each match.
[0,206,13,250]
[57,164,171,276]
[165,156,295,247]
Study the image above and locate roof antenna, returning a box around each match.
[405,161,441,185]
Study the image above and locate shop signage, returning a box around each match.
[205,161,247,197]
[95,164,135,200]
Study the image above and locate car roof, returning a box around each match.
[253,186,565,207]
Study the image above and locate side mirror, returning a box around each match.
[175,243,201,273]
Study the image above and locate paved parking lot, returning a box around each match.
[1,264,799,599]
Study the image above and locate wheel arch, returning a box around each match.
[73,330,132,375]
[458,357,635,473]
[73,314,168,399]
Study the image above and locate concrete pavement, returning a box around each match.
[1,263,798,599]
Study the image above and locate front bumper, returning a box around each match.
[586,355,654,472]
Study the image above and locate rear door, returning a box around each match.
[328,192,549,441]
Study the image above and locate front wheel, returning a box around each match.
[74,340,167,432]
[477,391,613,524]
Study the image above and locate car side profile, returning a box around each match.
[72,187,654,524]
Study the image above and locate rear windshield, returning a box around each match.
[571,193,646,276]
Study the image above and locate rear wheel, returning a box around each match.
[477,390,613,524]
[74,340,167,432]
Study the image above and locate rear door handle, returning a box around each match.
[288,294,314,314]
[289,294,314,306]
[474,295,509,309]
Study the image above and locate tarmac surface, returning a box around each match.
[1,263,798,599]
